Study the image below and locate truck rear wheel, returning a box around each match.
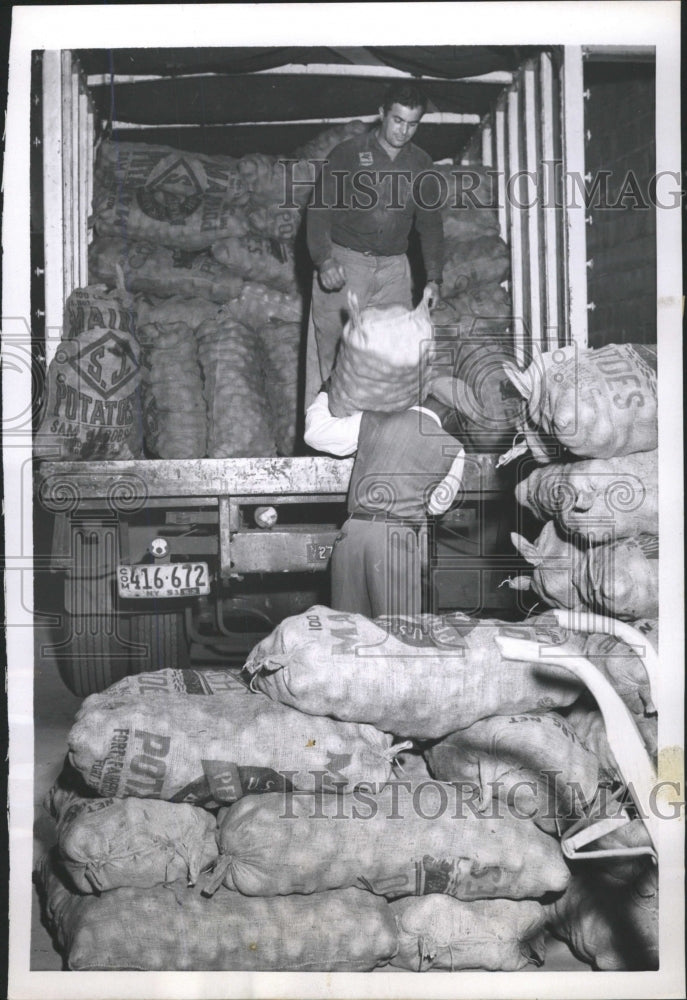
[125,610,189,674]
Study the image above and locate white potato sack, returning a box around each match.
[38,855,397,972]
[213,788,570,901]
[48,789,218,893]
[244,605,582,739]
[68,679,396,807]
[515,450,658,540]
[327,289,435,417]
[504,343,657,461]
[390,895,547,971]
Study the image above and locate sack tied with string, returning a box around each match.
[211,788,570,901]
[47,787,218,893]
[37,854,397,972]
[503,343,657,461]
[67,669,397,806]
[89,238,244,304]
[390,895,547,972]
[515,449,659,540]
[425,710,617,834]
[243,605,582,740]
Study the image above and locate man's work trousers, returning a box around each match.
[305,245,412,408]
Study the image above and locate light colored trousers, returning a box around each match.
[304,245,412,408]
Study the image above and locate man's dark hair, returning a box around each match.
[381,82,428,116]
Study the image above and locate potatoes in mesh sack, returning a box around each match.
[327,288,434,417]
[390,895,547,971]
[35,326,143,461]
[257,319,302,455]
[442,235,510,293]
[89,238,244,304]
[545,866,658,970]
[37,854,396,972]
[510,524,659,620]
[247,199,303,243]
[197,314,277,457]
[243,605,582,740]
[47,788,218,893]
[431,280,511,333]
[68,675,397,806]
[430,164,500,243]
[515,450,658,540]
[425,710,617,833]
[135,294,221,333]
[223,279,303,331]
[293,119,369,162]
[503,343,657,461]
[94,140,250,250]
[212,787,569,900]
[212,233,297,292]
[138,321,207,458]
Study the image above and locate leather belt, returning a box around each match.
[349,511,426,533]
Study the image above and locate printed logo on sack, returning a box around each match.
[67,332,139,398]
[137,156,204,222]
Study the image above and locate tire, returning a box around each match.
[125,610,189,673]
[52,520,132,697]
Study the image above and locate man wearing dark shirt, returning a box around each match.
[305,83,444,406]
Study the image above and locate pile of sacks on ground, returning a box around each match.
[37,605,657,972]
[498,342,658,623]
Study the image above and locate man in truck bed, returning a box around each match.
[305,82,444,406]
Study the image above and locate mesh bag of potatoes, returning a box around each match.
[212,233,297,292]
[509,522,659,620]
[442,235,510,294]
[46,785,218,893]
[222,279,303,331]
[36,853,397,971]
[430,163,501,242]
[327,288,435,417]
[93,139,250,250]
[196,313,277,457]
[134,293,221,333]
[138,321,207,458]
[67,670,397,805]
[390,895,547,971]
[211,787,570,900]
[430,281,511,338]
[89,238,244,304]
[256,319,302,455]
[243,605,582,740]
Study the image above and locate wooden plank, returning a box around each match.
[36,454,505,501]
[507,85,526,366]
[523,63,543,357]
[561,46,589,348]
[60,51,74,307]
[42,51,64,366]
[494,97,508,243]
[539,51,562,350]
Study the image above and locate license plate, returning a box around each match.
[118,562,210,598]
[306,541,334,563]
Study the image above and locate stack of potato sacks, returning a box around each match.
[87,123,366,458]
[428,164,522,452]
[36,602,657,972]
[501,342,659,624]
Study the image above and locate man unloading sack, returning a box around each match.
[305,82,444,406]
[304,388,465,619]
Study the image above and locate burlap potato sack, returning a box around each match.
[256,319,301,455]
[214,788,570,900]
[48,789,218,892]
[68,681,396,806]
[212,233,297,292]
[504,343,657,460]
[89,238,244,303]
[442,236,510,293]
[222,279,303,331]
[243,605,582,739]
[37,854,397,971]
[390,895,547,971]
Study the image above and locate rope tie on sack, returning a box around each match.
[385,741,414,762]
[200,853,232,897]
